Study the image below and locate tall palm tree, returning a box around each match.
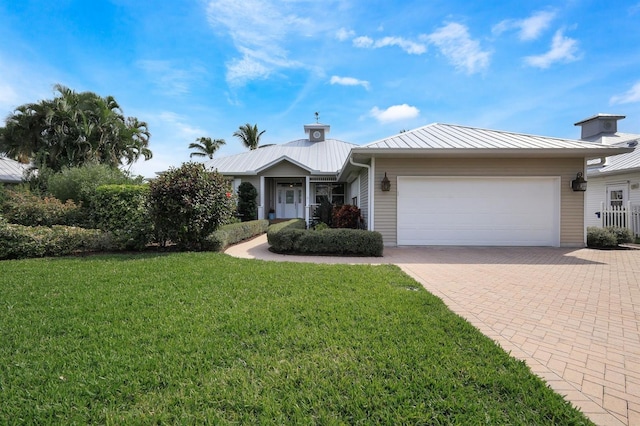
[189,137,226,159]
[233,123,265,150]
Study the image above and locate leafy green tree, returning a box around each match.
[233,123,265,150]
[46,163,140,205]
[148,162,235,250]
[0,84,152,172]
[237,181,258,221]
[189,137,225,159]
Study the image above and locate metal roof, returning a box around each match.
[205,138,357,175]
[358,123,631,152]
[0,157,29,183]
[587,138,640,176]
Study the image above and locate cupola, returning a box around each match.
[304,123,330,142]
[574,113,625,140]
[304,112,330,142]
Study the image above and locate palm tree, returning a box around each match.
[189,137,226,159]
[233,123,265,150]
[0,84,153,172]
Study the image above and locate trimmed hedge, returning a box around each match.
[268,220,383,256]
[91,184,152,250]
[587,226,634,248]
[0,220,114,260]
[204,219,269,251]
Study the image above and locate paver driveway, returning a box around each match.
[226,236,640,426]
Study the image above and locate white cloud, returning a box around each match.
[336,27,355,41]
[352,35,426,55]
[206,0,313,86]
[330,75,370,90]
[524,29,580,68]
[424,23,491,74]
[610,81,640,105]
[370,104,420,123]
[353,36,374,48]
[493,10,556,41]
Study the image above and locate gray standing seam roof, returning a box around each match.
[0,157,29,183]
[205,138,357,175]
[359,123,625,151]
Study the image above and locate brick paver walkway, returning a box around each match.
[226,237,640,425]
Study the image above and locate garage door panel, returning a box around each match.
[397,177,559,246]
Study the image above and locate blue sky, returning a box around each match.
[1,0,640,177]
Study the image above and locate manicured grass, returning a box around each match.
[0,253,593,424]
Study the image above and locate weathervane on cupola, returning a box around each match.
[304,112,330,142]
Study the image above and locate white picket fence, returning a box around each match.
[600,201,640,237]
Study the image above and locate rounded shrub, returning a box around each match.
[148,162,236,250]
[587,227,619,248]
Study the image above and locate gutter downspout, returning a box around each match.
[349,157,373,231]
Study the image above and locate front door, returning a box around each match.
[277,186,303,218]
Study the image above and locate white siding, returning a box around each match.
[586,172,640,227]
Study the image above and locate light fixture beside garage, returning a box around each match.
[381,173,391,191]
[571,172,587,192]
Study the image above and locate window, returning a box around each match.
[610,190,624,208]
[314,183,345,205]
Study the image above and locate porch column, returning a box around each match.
[259,176,265,219]
[305,176,310,226]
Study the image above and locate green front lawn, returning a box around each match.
[0,253,592,424]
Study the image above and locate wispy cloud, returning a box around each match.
[610,81,640,105]
[492,10,556,41]
[137,60,206,96]
[206,0,315,86]
[336,27,355,41]
[370,104,420,123]
[330,75,370,90]
[423,23,491,74]
[352,35,427,55]
[524,29,580,68]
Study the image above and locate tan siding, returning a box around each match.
[359,167,370,228]
[374,157,585,247]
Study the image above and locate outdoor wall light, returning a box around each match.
[381,172,391,191]
[571,172,587,192]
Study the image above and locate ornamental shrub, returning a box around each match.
[2,189,85,226]
[237,182,258,221]
[606,226,634,245]
[91,184,152,250]
[587,226,634,248]
[332,204,362,229]
[148,162,236,250]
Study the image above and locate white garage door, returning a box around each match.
[397,176,560,246]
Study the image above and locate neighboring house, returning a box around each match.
[578,114,640,236]
[207,121,630,247]
[0,156,29,184]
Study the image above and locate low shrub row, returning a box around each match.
[205,220,270,251]
[2,190,87,227]
[0,220,114,260]
[268,220,383,257]
[587,226,634,248]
